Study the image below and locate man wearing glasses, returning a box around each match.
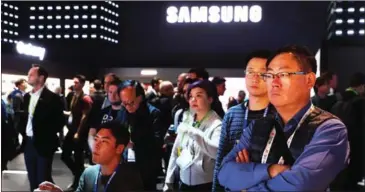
[118,80,164,191]
[213,50,273,191]
[218,45,349,191]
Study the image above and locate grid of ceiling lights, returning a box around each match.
[333,7,365,36]
[1,2,19,43]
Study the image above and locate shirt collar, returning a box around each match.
[275,101,312,127]
[30,85,45,96]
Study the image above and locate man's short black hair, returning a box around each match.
[211,76,226,85]
[32,64,49,81]
[74,74,86,84]
[150,77,161,88]
[110,79,122,87]
[97,121,130,147]
[15,78,26,87]
[93,79,102,90]
[118,80,145,99]
[188,68,209,80]
[184,78,198,86]
[245,50,272,65]
[315,76,329,87]
[266,45,317,74]
[322,71,336,82]
[350,72,365,87]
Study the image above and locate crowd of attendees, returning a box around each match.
[1,45,364,192]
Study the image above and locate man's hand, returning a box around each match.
[38,181,63,192]
[74,133,79,140]
[236,149,250,163]
[268,164,291,178]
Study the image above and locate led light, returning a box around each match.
[56,15,61,20]
[15,6,18,10]
[73,24,79,29]
[9,13,13,17]
[91,15,97,19]
[38,25,44,29]
[101,16,104,19]
[4,3,8,7]
[347,29,354,35]
[335,30,342,35]
[56,25,61,29]
[347,19,355,24]
[65,25,70,29]
[100,35,104,39]
[4,21,8,24]
[74,15,79,19]
[64,34,70,39]
[116,23,118,26]
[141,69,157,76]
[91,34,97,38]
[65,15,70,19]
[47,25,52,29]
[73,34,79,38]
[15,15,19,19]
[14,40,18,43]
[4,30,8,33]
[82,34,87,38]
[9,39,14,43]
[38,35,44,39]
[56,6,62,10]
[56,34,61,39]
[81,25,87,29]
[359,29,365,35]
[4,38,8,42]
[360,7,365,13]
[101,26,104,29]
[47,16,53,19]
[82,15,88,19]
[91,5,97,9]
[9,5,13,9]
[335,8,343,13]
[9,31,13,34]
[108,28,111,32]
[9,22,14,26]
[39,6,44,10]
[347,7,355,13]
[65,6,70,10]
[47,35,52,39]
[360,19,365,24]
[14,23,18,27]
[47,6,53,10]
[30,16,35,20]
[116,31,119,34]
[116,4,119,8]
[30,35,35,39]
[30,25,35,29]
[91,24,97,28]
[74,5,79,10]
[101,6,104,10]
[108,37,111,41]
[4,12,9,16]
[39,16,44,20]
[14,32,18,35]
[83,5,88,9]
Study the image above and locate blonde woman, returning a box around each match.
[164,80,222,191]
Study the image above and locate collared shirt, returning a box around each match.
[26,86,45,137]
[218,102,349,191]
[101,96,111,109]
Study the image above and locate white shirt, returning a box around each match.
[26,86,45,137]
[165,110,222,187]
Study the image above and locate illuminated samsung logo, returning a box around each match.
[166,5,262,24]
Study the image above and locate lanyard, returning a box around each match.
[243,101,269,129]
[93,164,120,192]
[261,104,314,164]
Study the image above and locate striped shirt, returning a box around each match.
[212,102,272,192]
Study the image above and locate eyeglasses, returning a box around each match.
[121,100,136,107]
[262,71,307,81]
[244,70,265,79]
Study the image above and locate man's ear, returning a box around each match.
[116,144,125,155]
[307,72,316,89]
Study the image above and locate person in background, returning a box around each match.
[88,82,95,95]
[227,90,246,109]
[218,45,349,191]
[37,121,144,192]
[311,76,337,111]
[61,74,93,191]
[172,73,188,117]
[322,71,341,99]
[188,68,209,80]
[88,78,123,150]
[66,85,74,111]
[118,80,164,191]
[22,64,64,191]
[164,80,222,191]
[54,86,67,148]
[2,99,18,171]
[102,73,118,109]
[10,78,27,148]
[331,72,365,191]
[146,77,162,102]
[211,76,226,96]
[213,50,272,191]
[174,72,188,94]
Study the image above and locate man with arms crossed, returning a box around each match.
[218,45,349,191]
[38,121,143,192]
[212,50,272,191]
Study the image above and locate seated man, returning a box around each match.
[218,45,349,191]
[37,121,143,192]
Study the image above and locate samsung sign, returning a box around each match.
[166,5,262,24]
[16,41,46,61]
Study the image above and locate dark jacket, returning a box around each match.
[22,87,64,157]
